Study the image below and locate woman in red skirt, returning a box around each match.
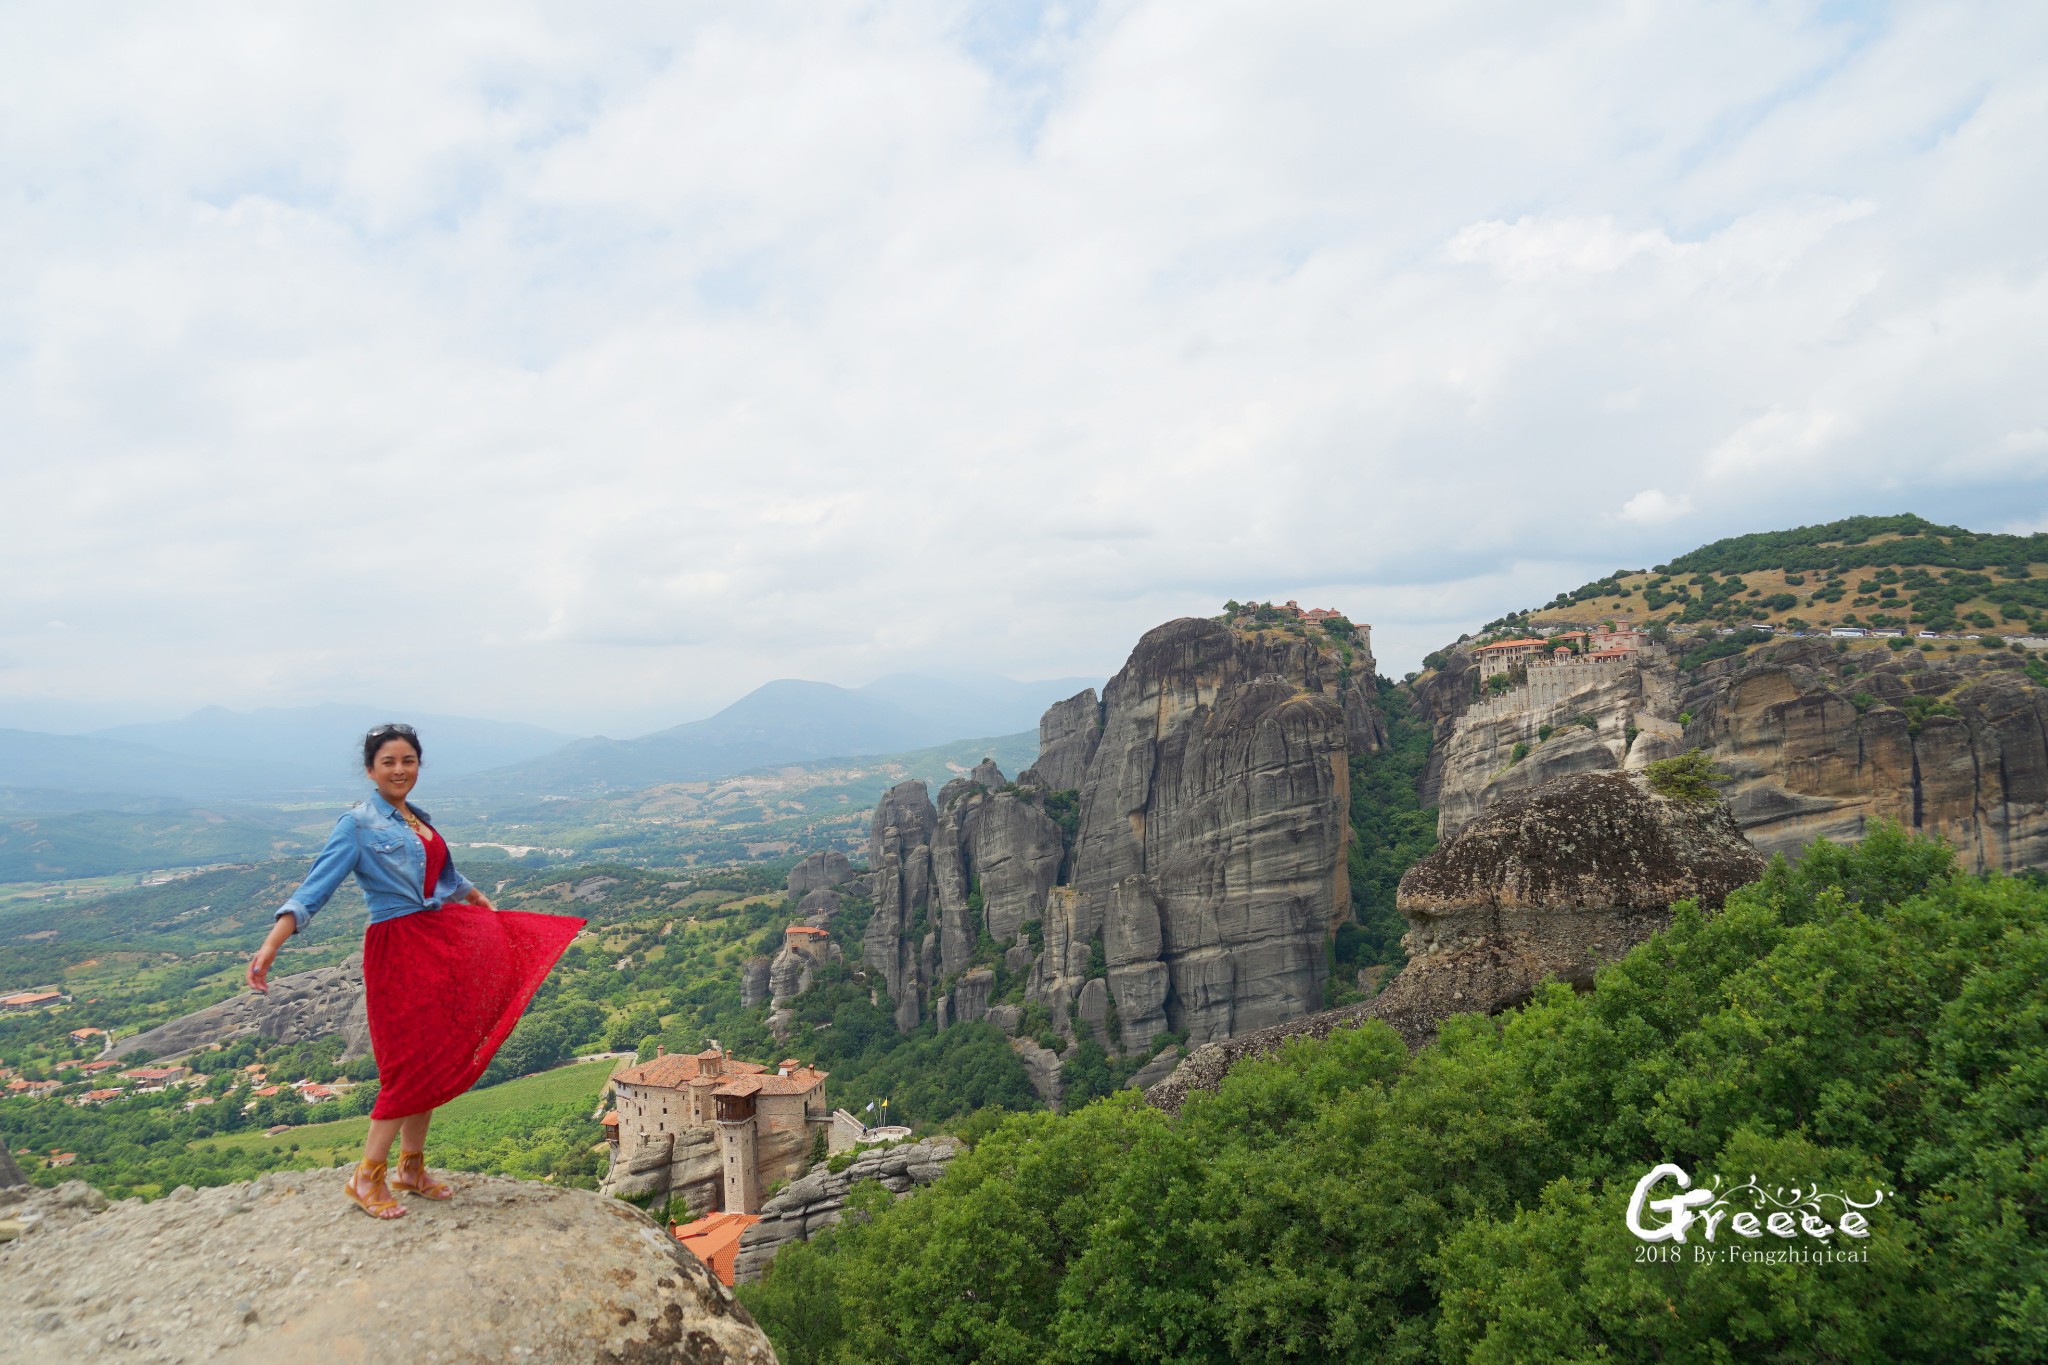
[247,723,584,1219]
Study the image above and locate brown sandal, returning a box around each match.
[345,1159,407,1219]
[391,1150,453,1200]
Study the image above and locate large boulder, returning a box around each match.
[111,956,370,1062]
[1385,768,1765,1029]
[0,1169,775,1363]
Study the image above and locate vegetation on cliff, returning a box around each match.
[1336,678,1436,994]
[741,827,2047,1363]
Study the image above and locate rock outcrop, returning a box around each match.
[1009,1036,1064,1109]
[0,1169,774,1364]
[732,1136,964,1283]
[788,850,855,898]
[795,886,842,922]
[1686,642,2048,870]
[1422,645,1683,836]
[862,616,1378,1058]
[931,772,1065,978]
[740,956,772,1009]
[1392,769,1765,1018]
[1019,689,1102,791]
[1148,770,1765,1112]
[1037,619,1360,1049]
[1424,635,2048,873]
[110,956,371,1062]
[864,779,940,1032]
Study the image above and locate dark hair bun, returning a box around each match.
[362,723,422,768]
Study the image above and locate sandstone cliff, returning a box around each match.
[110,956,371,1062]
[1420,635,2048,874]
[1686,641,2048,871]
[0,1169,775,1363]
[863,615,1379,1058]
[1148,770,1764,1111]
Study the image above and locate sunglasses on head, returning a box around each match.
[367,723,417,739]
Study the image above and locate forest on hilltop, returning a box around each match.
[1467,513,2048,642]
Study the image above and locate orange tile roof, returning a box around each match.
[713,1066,828,1098]
[614,1050,770,1090]
[1472,638,1546,653]
[784,925,829,937]
[673,1211,761,1286]
[1587,648,1636,659]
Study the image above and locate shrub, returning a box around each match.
[1643,749,1727,803]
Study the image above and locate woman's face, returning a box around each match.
[366,739,421,806]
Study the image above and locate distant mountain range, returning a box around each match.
[0,674,1097,805]
[92,705,575,790]
[449,672,1096,794]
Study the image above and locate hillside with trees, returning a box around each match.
[1479,514,2048,641]
[739,828,2048,1364]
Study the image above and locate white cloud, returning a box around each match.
[1618,489,1695,526]
[2,1,2046,732]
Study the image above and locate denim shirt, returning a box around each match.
[274,793,477,931]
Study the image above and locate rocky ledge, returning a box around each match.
[110,956,370,1062]
[733,1136,963,1283]
[0,1169,775,1364]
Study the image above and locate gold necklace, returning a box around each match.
[398,805,425,833]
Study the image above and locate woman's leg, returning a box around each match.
[393,1109,453,1198]
[365,1116,404,1164]
[347,1117,407,1219]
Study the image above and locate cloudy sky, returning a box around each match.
[5,1,2045,736]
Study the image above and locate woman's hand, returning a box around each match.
[249,915,295,993]
[247,942,279,994]
[464,887,497,911]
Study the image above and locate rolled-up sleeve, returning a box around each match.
[276,816,357,930]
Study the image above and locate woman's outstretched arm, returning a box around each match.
[274,814,357,931]
[248,913,294,993]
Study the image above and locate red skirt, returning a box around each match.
[364,905,585,1119]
